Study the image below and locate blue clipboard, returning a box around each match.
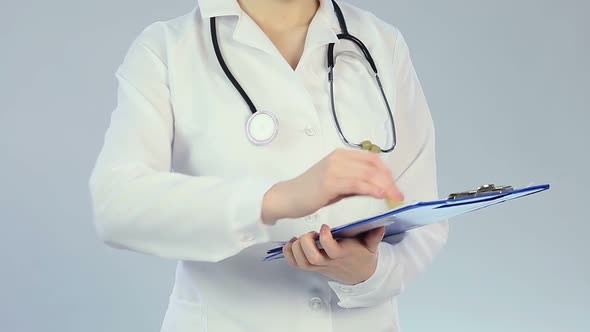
[264,184,550,261]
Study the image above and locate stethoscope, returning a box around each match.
[210,0,396,153]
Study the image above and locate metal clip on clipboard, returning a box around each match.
[447,184,514,200]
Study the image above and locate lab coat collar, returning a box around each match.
[198,0,336,22]
[200,0,339,57]
[307,0,341,47]
[198,0,242,18]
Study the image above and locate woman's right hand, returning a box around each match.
[261,149,404,224]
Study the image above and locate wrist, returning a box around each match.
[261,180,293,225]
[356,254,379,284]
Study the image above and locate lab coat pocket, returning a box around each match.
[160,298,207,332]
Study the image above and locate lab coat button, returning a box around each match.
[305,214,318,223]
[304,126,316,136]
[309,297,323,311]
[339,286,352,293]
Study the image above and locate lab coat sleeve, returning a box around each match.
[327,31,449,308]
[89,26,276,263]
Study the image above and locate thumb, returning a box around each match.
[363,226,386,253]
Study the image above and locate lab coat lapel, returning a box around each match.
[303,0,339,53]
[229,0,339,60]
[231,15,284,59]
[303,14,339,56]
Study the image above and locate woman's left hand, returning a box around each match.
[283,224,386,285]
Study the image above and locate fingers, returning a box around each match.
[343,149,392,181]
[363,226,386,253]
[292,238,314,270]
[336,149,390,174]
[283,237,298,268]
[328,149,404,201]
[343,161,393,199]
[285,232,330,270]
[336,169,403,201]
[319,224,344,259]
[299,232,329,266]
[334,177,384,199]
[355,161,401,201]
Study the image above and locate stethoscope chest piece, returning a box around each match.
[245,111,279,145]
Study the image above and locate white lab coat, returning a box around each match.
[89,0,448,331]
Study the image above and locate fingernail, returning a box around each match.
[400,192,405,200]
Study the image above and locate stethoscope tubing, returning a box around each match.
[209,0,396,152]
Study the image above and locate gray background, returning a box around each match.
[1,0,588,331]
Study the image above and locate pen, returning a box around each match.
[360,140,404,210]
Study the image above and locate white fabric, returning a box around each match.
[88,0,449,331]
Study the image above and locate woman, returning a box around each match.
[89,0,449,331]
